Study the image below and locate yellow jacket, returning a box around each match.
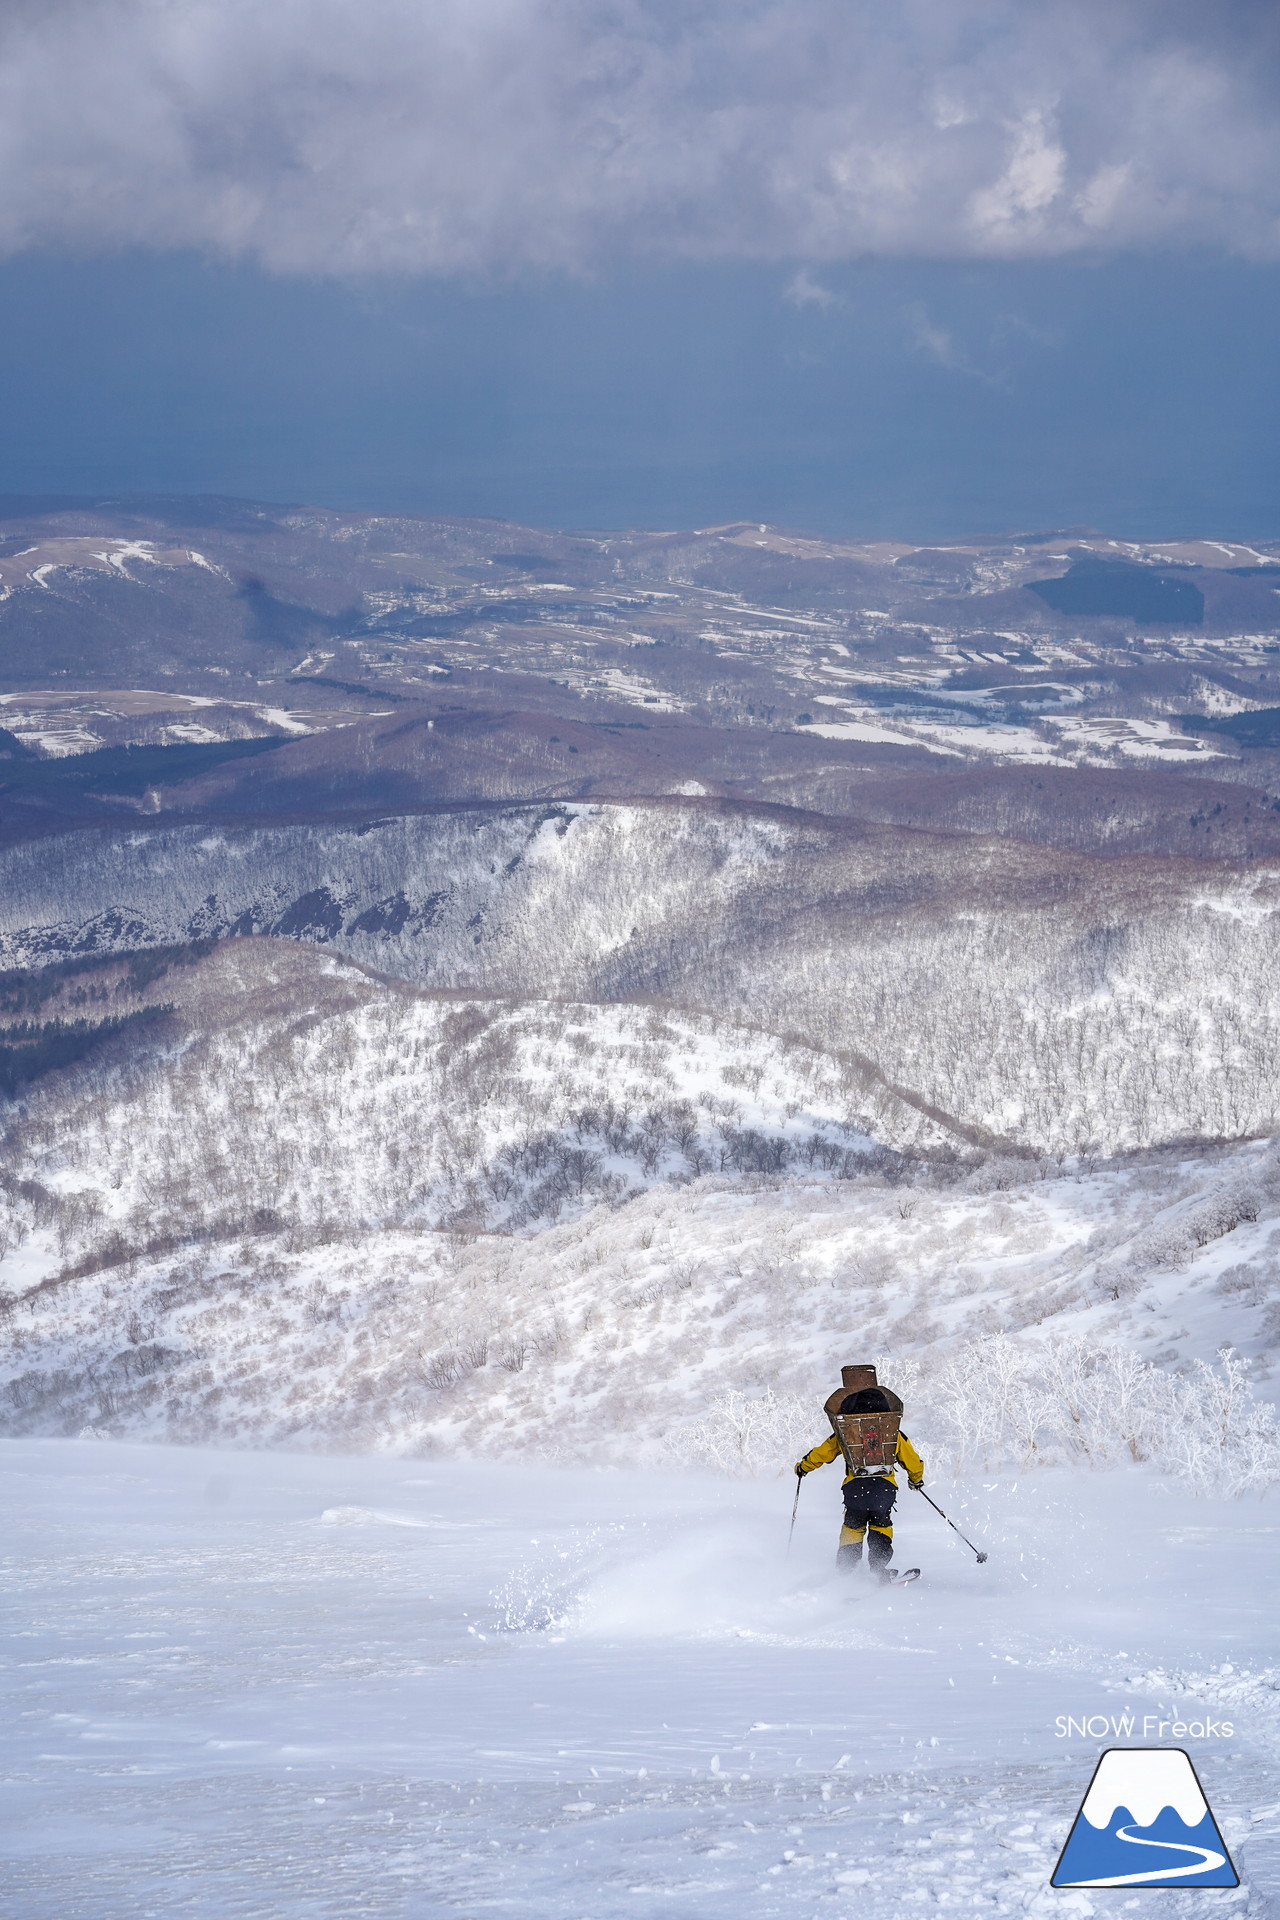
[796,1427,924,1489]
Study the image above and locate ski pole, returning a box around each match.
[787,1470,803,1553]
[911,1484,988,1563]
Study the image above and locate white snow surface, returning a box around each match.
[2,1440,1278,1918]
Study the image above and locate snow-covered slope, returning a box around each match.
[5,1079,1279,1461]
[5,1438,1278,1920]
[4,803,1280,1153]
[0,940,948,1262]
[2,938,1279,1462]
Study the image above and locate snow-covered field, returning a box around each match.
[2,1439,1279,1918]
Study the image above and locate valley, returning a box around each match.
[1,495,1279,1477]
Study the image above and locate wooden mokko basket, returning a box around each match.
[823,1363,904,1475]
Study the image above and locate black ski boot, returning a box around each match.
[835,1543,862,1573]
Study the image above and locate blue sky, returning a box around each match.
[0,0,1277,538]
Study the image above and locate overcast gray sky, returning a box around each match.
[0,0,1276,533]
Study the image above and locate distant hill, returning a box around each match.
[3,499,1280,1455]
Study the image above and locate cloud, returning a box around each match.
[784,270,840,310]
[903,302,1005,387]
[905,301,1063,389]
[906,305,967,373]
[0,0,1278,276]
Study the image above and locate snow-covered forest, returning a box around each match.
[4,801,1280,1154]
[2,939,1279,1489]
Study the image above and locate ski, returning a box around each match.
[887,1567,920,1585]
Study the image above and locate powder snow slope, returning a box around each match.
[1,1439,1277,1919]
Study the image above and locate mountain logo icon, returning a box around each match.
[1051,1748,1238,1889]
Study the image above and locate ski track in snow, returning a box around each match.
[2,1441,1278,1918]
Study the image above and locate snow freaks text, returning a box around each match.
[1054,1716,1235,1739]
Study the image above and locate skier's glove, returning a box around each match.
[909,1476,923,1491]
[794,1463,806,1479]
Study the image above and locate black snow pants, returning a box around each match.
[837,1475,897,1570]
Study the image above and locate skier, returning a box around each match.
[794,1364,924,1580]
